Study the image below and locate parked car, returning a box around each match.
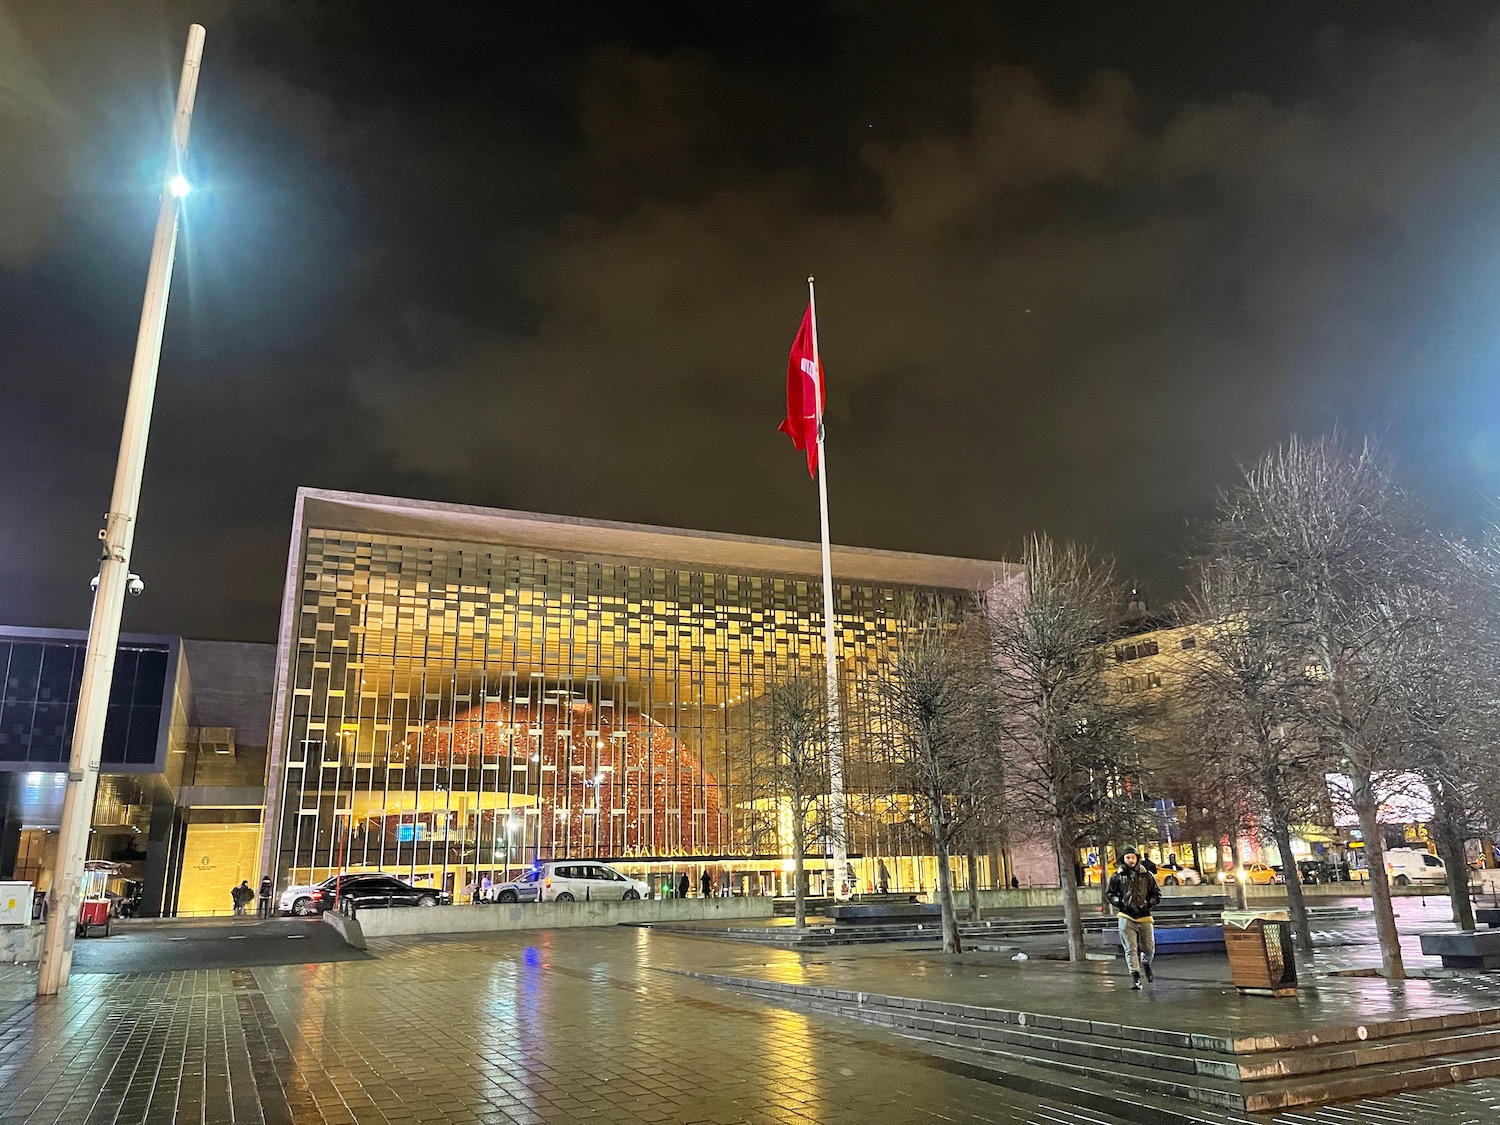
[1293,859,1333,884]
[1343,849,1446,886]
[280,879,332,917]
[279,871,426,915]
[1157,862,1201,887]
[1385,848,1447,886]
[483,869,543,904]
[315,873,451,913]
[537,861,651,902]
[1217,863,1283,886]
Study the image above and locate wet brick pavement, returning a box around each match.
[2,907,1500,1124]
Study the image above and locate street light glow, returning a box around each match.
[169,174,192,198]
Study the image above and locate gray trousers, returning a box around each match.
[1118,915,1154,972]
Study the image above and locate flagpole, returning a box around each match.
[807,276,850,901]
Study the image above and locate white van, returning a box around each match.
[1385,848,1447,886]
[538,861,651,902]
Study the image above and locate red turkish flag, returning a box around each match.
[779,302,822,477]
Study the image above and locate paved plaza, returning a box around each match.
[0,901,1499,1124]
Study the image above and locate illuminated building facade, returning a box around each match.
[262,490,1018,897]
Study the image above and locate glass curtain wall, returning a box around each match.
[271,530,970,896]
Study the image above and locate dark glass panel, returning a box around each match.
[4,645,42,702]
[101,704,130,764]
[36,645,76,703]
[0,701,33,760]
[108,651,137,706]
[133,649,168,705]
[27,703,68,762]
[125,704,161,764]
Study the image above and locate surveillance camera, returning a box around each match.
[126,573,144,597]
[90,574,100,594]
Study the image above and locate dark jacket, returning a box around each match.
[1106,864,1160,920]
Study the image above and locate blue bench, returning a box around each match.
[1104,923,1225,955]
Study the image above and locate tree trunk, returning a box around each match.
[1270,815,1313,955]
[1053,817,1086,960]
[1431,779,1474,931]
[932,820,962,954]
[1098,834,1112,909]
[1354,788,1406,979]
[1326,651,1404,977]
[792,781,807,929]
[966,845,981,920]
[1225,832,1248,910]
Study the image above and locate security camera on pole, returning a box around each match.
[37,25,205,997]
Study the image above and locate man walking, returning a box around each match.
[1107,847,1160,990]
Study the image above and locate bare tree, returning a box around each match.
[753,675,831,929]
[1181,554,1329,952]
[1213,435,1432,978]
[879,607,998,954]
[988,535,1125,962]
[1379,539,1500,930]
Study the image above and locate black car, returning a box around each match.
[313,874,450,914]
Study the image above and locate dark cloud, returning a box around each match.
[3,2,1500,639]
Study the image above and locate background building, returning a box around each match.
[0,626,272,916]
[262,489,1020,899]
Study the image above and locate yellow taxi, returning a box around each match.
[1217,863,1283,885]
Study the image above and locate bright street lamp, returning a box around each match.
[36,24,206,998]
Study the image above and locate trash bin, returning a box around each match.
[1222,910,1296,996]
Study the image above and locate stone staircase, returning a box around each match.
[680,970,1500,1115]
[648,904,1368,950]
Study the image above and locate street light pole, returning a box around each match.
[37,24,205,997]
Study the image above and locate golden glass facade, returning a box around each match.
[269,525,984,896]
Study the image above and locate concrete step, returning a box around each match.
[684,969,1500,1114]
[1242,1044,1500,1113]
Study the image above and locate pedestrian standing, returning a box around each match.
[678,872,691,899]
[1106,847,1161,990]
[258,875,273,918]
[877,859,890,895]
[232,880,253,916]
[700,870,711,898]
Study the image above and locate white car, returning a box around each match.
[1385,848,1447,886]
[537,861,650,902]
[481,869,543,904]
[1157,862,1201,887]
[279,880,328,916]
[1345,849,1446,886]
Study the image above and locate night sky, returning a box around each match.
[6,2,1500,642]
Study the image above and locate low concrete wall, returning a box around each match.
[0,925,42,964]
[350,896,776,940]
[321,909,366,949]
